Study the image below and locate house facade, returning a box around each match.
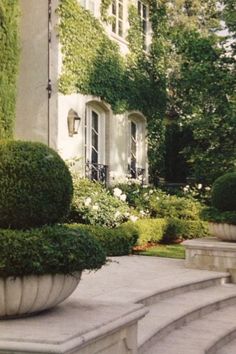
[15,0,150,184]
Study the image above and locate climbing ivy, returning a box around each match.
[0,0,19,139]
[100,0,112,22]
[58,0,167,178]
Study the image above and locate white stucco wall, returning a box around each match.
[15,0,59,149]
[15,0,148,183]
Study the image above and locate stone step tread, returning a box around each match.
[216,339,236,354]
[143,305,236,354]
[138,284,236,348]
[86,272,230,305]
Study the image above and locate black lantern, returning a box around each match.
[67,109,81,137]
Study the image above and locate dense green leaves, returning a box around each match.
[0,0,19,138]
[0,225,106,277]
[0,141,73,229]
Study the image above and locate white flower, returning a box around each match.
[92,205,99,211]
[120,194,127,202]
[205,186,211,191]
[183,185,190,192]
[114,211,121,219]
[156,196,160,200]
[113,187,122,197]
[140,210,145,216]
[130,215,138,222]
[84,197,92,206]
[149,189,154,194]
[197,184,202,190]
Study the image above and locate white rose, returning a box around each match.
[84,197,92,206]
[197,184,202,190]
[120,194,127,202]
[130,215,138,222]
[114,211,121,219]
[113,187,122,197]
[205,186,211,191]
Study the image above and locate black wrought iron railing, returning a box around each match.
[128,165,145,184]
[85,162,108,184]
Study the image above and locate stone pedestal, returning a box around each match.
[183,238,236,277]
[0,299,147,354]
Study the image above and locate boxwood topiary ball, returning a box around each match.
[0,140,73,229]
[211,172,236,212]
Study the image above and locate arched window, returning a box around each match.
[128,113,147,182]
[85,103,107,182]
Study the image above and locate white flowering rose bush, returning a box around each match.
[67,177,131,228]
[111,183,166,217]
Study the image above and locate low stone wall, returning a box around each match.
[183,238,236,278]
[0,299,147,354]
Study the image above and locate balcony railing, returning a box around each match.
[128,165,145,184]
[85,162,108,184]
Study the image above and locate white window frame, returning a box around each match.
[79,0,96,15]
[137,0,148,49]
[85,105,106,166]
[111,0,124,38]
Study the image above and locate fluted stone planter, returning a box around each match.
[208,222,236,241]
[0,272,81,318]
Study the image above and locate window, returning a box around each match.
[128,115,146,183]
[130,121,137,178]
[138,0,147,49]
[85,105,107,182]
[79,0,95,14]
[111,0,124,37]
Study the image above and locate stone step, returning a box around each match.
[143,305,236,354]
[215,337,236,354]
[138,283,236,354]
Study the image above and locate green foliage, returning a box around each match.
[69,222,138,256]
[0,225,106,277]
[0,0,19,138]
[150,194,202,220]
[201,207,236,225]
[58,0,166,177]
[113,183,166,217]
[135,218,167,245]
[0,140,73,229]
[67,177,130,228]
[100,0,112,21]
[162,218,209,243]
[211,172,236,212]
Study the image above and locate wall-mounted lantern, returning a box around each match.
[67,109,81,137]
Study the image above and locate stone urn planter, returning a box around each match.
[208,222,236,241]
[0,272,81,318]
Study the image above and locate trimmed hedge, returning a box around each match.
[211,172,236,212]
[162,218,209,243]
[134,218,167,245]
[201,207,236,225]
[68,222,138,256]
[0,141,73,229]
[0,225,106,277]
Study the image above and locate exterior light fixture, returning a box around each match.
[67,109,81,137]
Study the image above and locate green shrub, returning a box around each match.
[134,218,167,245]
[68,222,138,256]
[211,172,236,212]
[201,207,236,225]
[111,183,166,217]
[0,140,73,229]
[150,195,202,220]
[162,218,209,243]
[0,225,106,277]
[0,0,19,139]
[68,177,130,228]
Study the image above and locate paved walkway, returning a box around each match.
[71,255,228,304]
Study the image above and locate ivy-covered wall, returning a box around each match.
[0,0,19,139]
[58,0,167,180]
